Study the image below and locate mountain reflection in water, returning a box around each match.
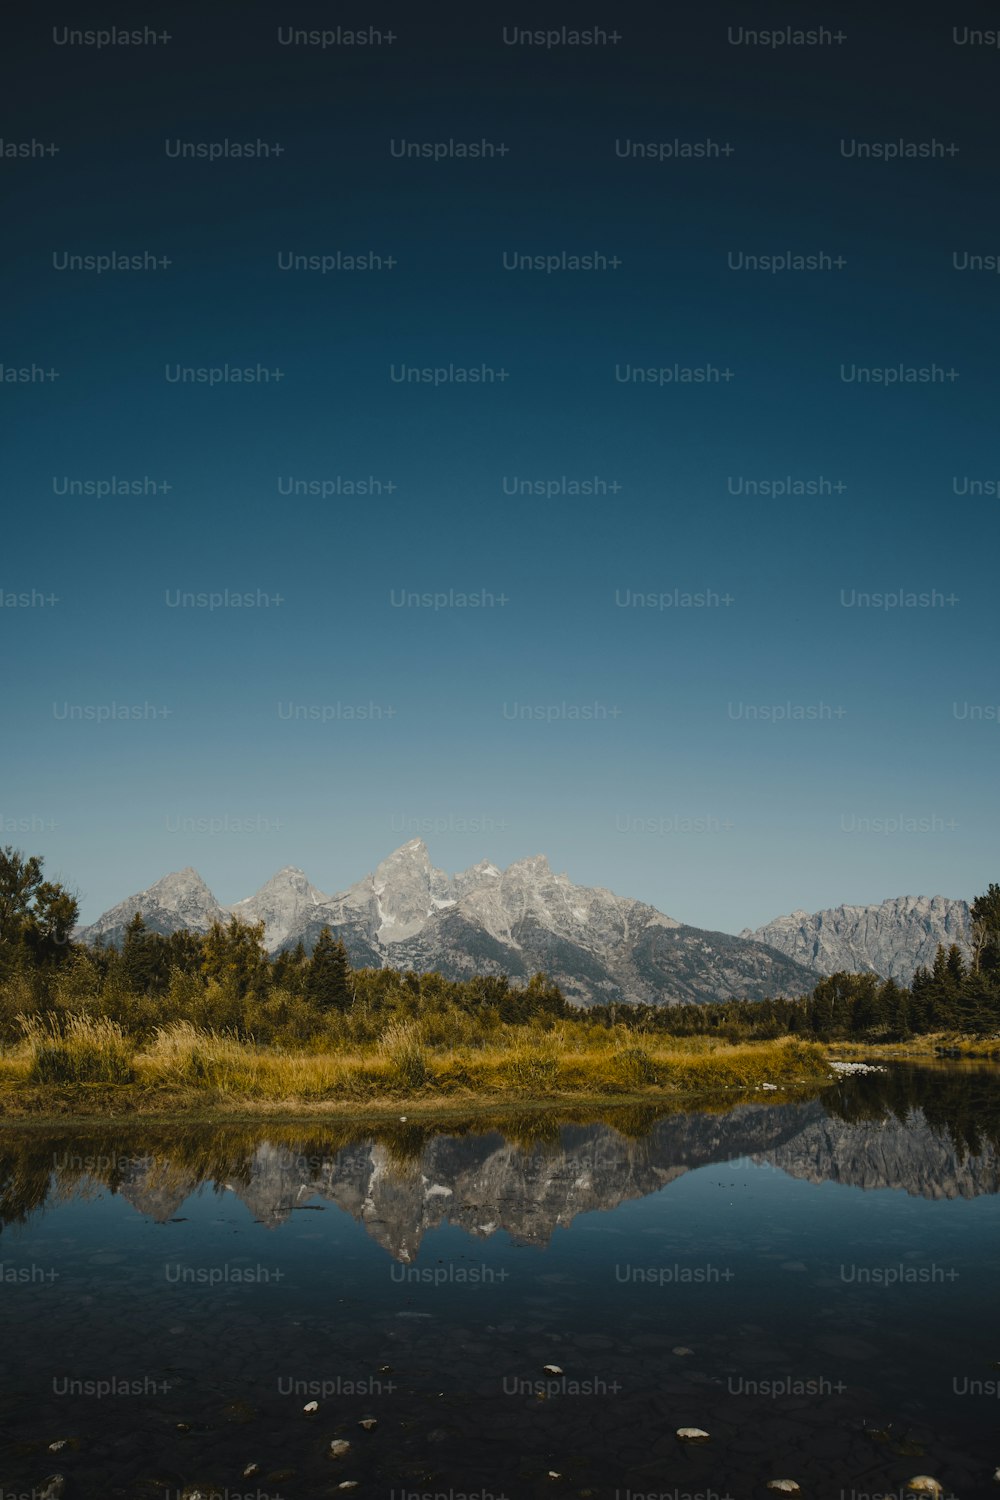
[2,1066,999,1251]
[2,1065,1000,1499]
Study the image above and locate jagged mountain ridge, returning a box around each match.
[78,840,819,1007]
[79,865,228,940]
[742,895,972,985]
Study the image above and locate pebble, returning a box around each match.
[767,1484,801,1495]
[303,1400,319,1413]
[242,1464,261,1478]
[37,1481,65,1500]
[542,1364,564,1375]
[359,1417,378,1430]
[676,1427,710,1441]
[329,1439,352,1457]
[47,1441,68,1453]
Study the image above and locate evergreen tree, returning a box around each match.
[0,846,78,973]
[970,883,1000,977]
[272,939,308,994]
[305,927,352,1011]
[201,917,269,998]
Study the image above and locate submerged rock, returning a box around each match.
[676,1427,710,1441]
[329,1439,351,1457]
[38,1481,65,1500]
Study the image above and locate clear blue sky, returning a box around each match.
[3,6,997,930]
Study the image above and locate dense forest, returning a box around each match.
[1,847,998,1048]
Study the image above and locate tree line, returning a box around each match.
[1,847,998,1046]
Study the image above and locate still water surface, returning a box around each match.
[1,1065,999,1498]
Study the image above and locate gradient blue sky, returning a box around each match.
[3,6,998,931]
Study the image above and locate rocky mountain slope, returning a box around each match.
[78,840,819,1006]
[81,865,227,944]
[742,895,971,985]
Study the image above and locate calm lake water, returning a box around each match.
[1,1065,999,1499]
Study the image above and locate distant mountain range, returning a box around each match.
[742,895,971,985]
[77,841,970,1005]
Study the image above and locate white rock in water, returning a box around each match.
[676,1427,710,1441]
[303,1399,319,1412]
[38,1481,65,1500]
[47,1441,68,1452]
[542,1364,563,1375]
[767,1484,801,1494]
[905,1482,944,1497]
[359,1417,378,1429]
[762,1082,778,1091]
[329,1439,352,1456]
[243,1464,261,1478]
[339,1484,360,1491]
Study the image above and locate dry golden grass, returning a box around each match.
[0,1013,832,1108]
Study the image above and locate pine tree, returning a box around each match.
[305,927,352,1011]
[0,846,78,972]
[201,917,269,998]
[970,883,1000,977]
[272,939,308,995]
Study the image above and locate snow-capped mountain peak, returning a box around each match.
[78,844,923,1007]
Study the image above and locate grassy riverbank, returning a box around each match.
[826,1032,1000,1061]
[0,1018,832,1119]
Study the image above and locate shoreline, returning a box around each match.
[827,1035,1000,1061]
[0,1075,830,1127]
[0,1035,994,1128]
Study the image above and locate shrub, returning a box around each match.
[23,1013,135,1084]
[614,1046,658,1087]
[378,1021,429,1090]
